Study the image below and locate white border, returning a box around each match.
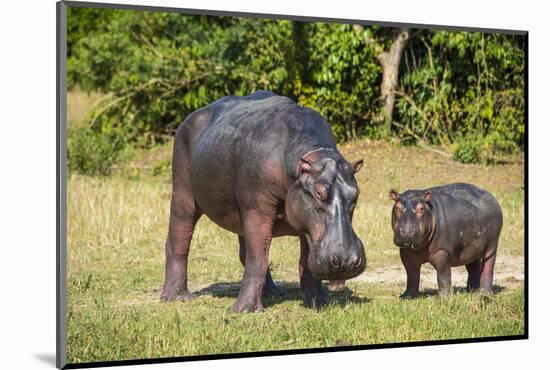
[2,0,547,369]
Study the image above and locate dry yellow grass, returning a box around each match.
[66,146,525,363]
[65,90,525,364]
[67,88,105,128]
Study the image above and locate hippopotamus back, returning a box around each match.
[417,183,502,251]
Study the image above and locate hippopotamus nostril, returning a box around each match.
[330,255,342,269]
[399,228,415,238]
[400,228,416,238]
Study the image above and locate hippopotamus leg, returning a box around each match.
[399,248,422,299]
[430,250,452,295]
[160,138,202,302]
[230,209,275,313]
[299,236,328,308]
[238,236,284,297]
[480,241,498,294]
[466,260,481,291]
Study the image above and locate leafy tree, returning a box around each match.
[298,23,383,141]
[395,31,524,162]
[66,7,525,173]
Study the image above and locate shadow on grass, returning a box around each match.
[415,284,507,298]
[194,281,370,309]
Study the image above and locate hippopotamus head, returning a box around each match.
[285,150,366,280]
[389,189,435,250]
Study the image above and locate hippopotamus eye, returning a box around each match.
[313,183,329,202]
[395,204,403,216]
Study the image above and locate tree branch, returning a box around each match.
[391,121,452,158]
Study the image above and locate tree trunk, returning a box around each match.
[290,21,309,99]
[377,29,410,125]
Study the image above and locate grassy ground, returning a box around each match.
[66,92,525,364]
[67,87,104,129]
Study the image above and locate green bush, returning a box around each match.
[396,32,524,152]
[301,23,382,141]
[68,127,127,175]
[67,7,525,168]
[453,131,517,164]
[453,134,481,164]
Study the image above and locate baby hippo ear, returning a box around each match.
[352,159,364,173]
[423,191,432,202]
[389,189,400,201]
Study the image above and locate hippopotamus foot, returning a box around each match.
[263,270,285,297]
[303,286,329,309]
[231,277,266,313]
[437,280,452,296]
[230,297,264,313]
[399,290,418,299]
[161,266,194,301]
[466,260,481,291]
[160,288,194,302]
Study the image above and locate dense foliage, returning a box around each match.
[396,31,525,163]
[67,7,525,173]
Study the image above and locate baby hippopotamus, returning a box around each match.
[389,183,503,298]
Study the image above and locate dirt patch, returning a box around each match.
[83,254,524,309]
[350,254,524,290]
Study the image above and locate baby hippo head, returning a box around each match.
[389,189,435,250]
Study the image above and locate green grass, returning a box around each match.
[66,91,525,364]
[68,284,524,363]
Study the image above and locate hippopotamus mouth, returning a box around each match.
[394,238,424,250]
[307,240,366,281]
[309,259,366,281]
[402,242,417,250]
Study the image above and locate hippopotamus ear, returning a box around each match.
[298,158,316,189]
[423,191,432,202]
[299,157,312,174]
[352,159,364,173]
[389,189,400,202]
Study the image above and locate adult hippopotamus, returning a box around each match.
[389,183,502,298]
[161,91,366,312]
